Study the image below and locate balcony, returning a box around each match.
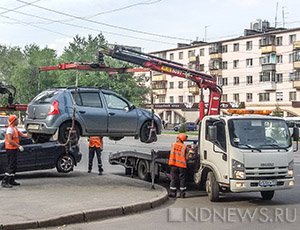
[188,56,197,62]
[188,86,199,94]
[293,41,300,50]
[294,61,300,69]
[261,45,276,54]
[210,69,222,76]
[152,74,167,82]
[260,82,276,91]
[153,88,167,95]
[293,80,300,89]
[262,63,276,72]
[210,53,222,59]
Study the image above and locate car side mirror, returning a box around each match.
[207,125,217,142]
[293,127,299,141]
[130,105,136,110]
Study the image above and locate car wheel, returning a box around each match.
[137,160,151,181]
[260,191,274,200]
[58,122,80,144]
[140,121,157,143]
[56,154,75,173]
[31,133,51,143]
[206,171,220,202]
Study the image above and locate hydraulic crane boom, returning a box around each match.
[101,45,222,120]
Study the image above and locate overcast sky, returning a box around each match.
[0,0,300,55]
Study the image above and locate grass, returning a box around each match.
[162,130,198,136]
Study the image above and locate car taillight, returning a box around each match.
[48,100,60,115]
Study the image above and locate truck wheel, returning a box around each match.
[260,191,274,200]
[206,171,220,202]
[56,155,75,173]
[58,122,80,144]
[140,121,157,143]
[137,160,151,181]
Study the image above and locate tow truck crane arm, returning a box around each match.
[100,45,222,120]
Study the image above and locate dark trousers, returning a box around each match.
[170,166,186,191]
[6,149,18,175]
[88,147,103,172]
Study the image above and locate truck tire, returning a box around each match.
[206,171,220,202]
[260,191,274,200]
[58,122,80,144]
[137,160,151,181]
[56,155,75,173]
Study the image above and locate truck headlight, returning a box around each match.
[232,159,245,179]
[288,160,294,177]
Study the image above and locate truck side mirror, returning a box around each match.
[293,127,299,141]
[207,125,217,142]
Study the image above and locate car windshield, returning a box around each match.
[229,119,291,150]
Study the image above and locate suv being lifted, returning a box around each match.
[24,87,162,143]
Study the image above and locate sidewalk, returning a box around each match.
[0,171,168,229]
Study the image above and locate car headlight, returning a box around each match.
[232,159,245,179]
[288,160,294,177]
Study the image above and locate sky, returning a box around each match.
[0,0,300,55]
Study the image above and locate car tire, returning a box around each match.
[58,122,80,144]
[140,121,157,143]
[31,133,51,143]
[260,191,274,200]
[137,160,151,181]
[206,171,220,202]
[56,154,75,173]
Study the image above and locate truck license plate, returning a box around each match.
[28,124,40,130]
[259,180,277,187]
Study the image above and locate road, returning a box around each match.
[48,135,300,230]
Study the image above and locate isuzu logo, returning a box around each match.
[261,163,274,167]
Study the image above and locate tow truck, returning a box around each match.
[101,45,297,202]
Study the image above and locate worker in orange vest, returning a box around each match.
[88,136,103,175]
[1,115,28,188]
[168,133,188,198]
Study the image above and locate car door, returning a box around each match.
[102,92,138,134]
[72,91,108,133]
[16,145,37,172]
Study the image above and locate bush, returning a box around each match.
[179,123,187,133]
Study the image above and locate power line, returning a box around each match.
[15,0,191,42]
[0,0,42,15]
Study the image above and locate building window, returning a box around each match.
[233,60,239,68]
[233,43,239,52]
[246,76,253,84]
[222,45,228,53]
[276,92,283,101]
[188,50,195,58]
[199,64,204,71]
[178,81,183,89]
[276,36,283,46]
[289,54,294,63]
[169,96,174,103]
[178,96,183,103]
[169,82,174,89]
[276,73,283,83]
[289,34,296,45]
[246,41,253,50]
[222,78,228,86]
[221,94,227,101]
[169,53,174,60]
[234,76,239,85]
[157,95,165,103]
[276,55,283,64]
[179,52,183,60]
[188,95,195,103]
[259,93,270,102]
[246,93,252,102]
[222,61,228,69]
[199,48,205,56]
[246,58,253,67]
[233,94,239,103]
[289,92,296,101]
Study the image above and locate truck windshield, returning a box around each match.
[228,119,291,150]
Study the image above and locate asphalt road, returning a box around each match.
[49,135,300,230]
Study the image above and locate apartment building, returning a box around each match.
[148,21,300,125]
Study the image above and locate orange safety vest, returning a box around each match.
[89,136,103,148]
[168,141,187,168]
[5,126,19,150]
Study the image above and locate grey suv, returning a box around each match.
[24,87,161,143]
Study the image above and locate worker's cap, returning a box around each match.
[177,133,188,142]
[8,115,18,125]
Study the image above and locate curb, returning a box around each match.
[0,187,168,230]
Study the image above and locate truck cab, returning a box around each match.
[196,115,296,201]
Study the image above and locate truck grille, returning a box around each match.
[245,166,288,180]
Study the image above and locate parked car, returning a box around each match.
[0,115,8,128]
[174,122,197,132]
[0,129,82,174]
[24,87,162,143]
